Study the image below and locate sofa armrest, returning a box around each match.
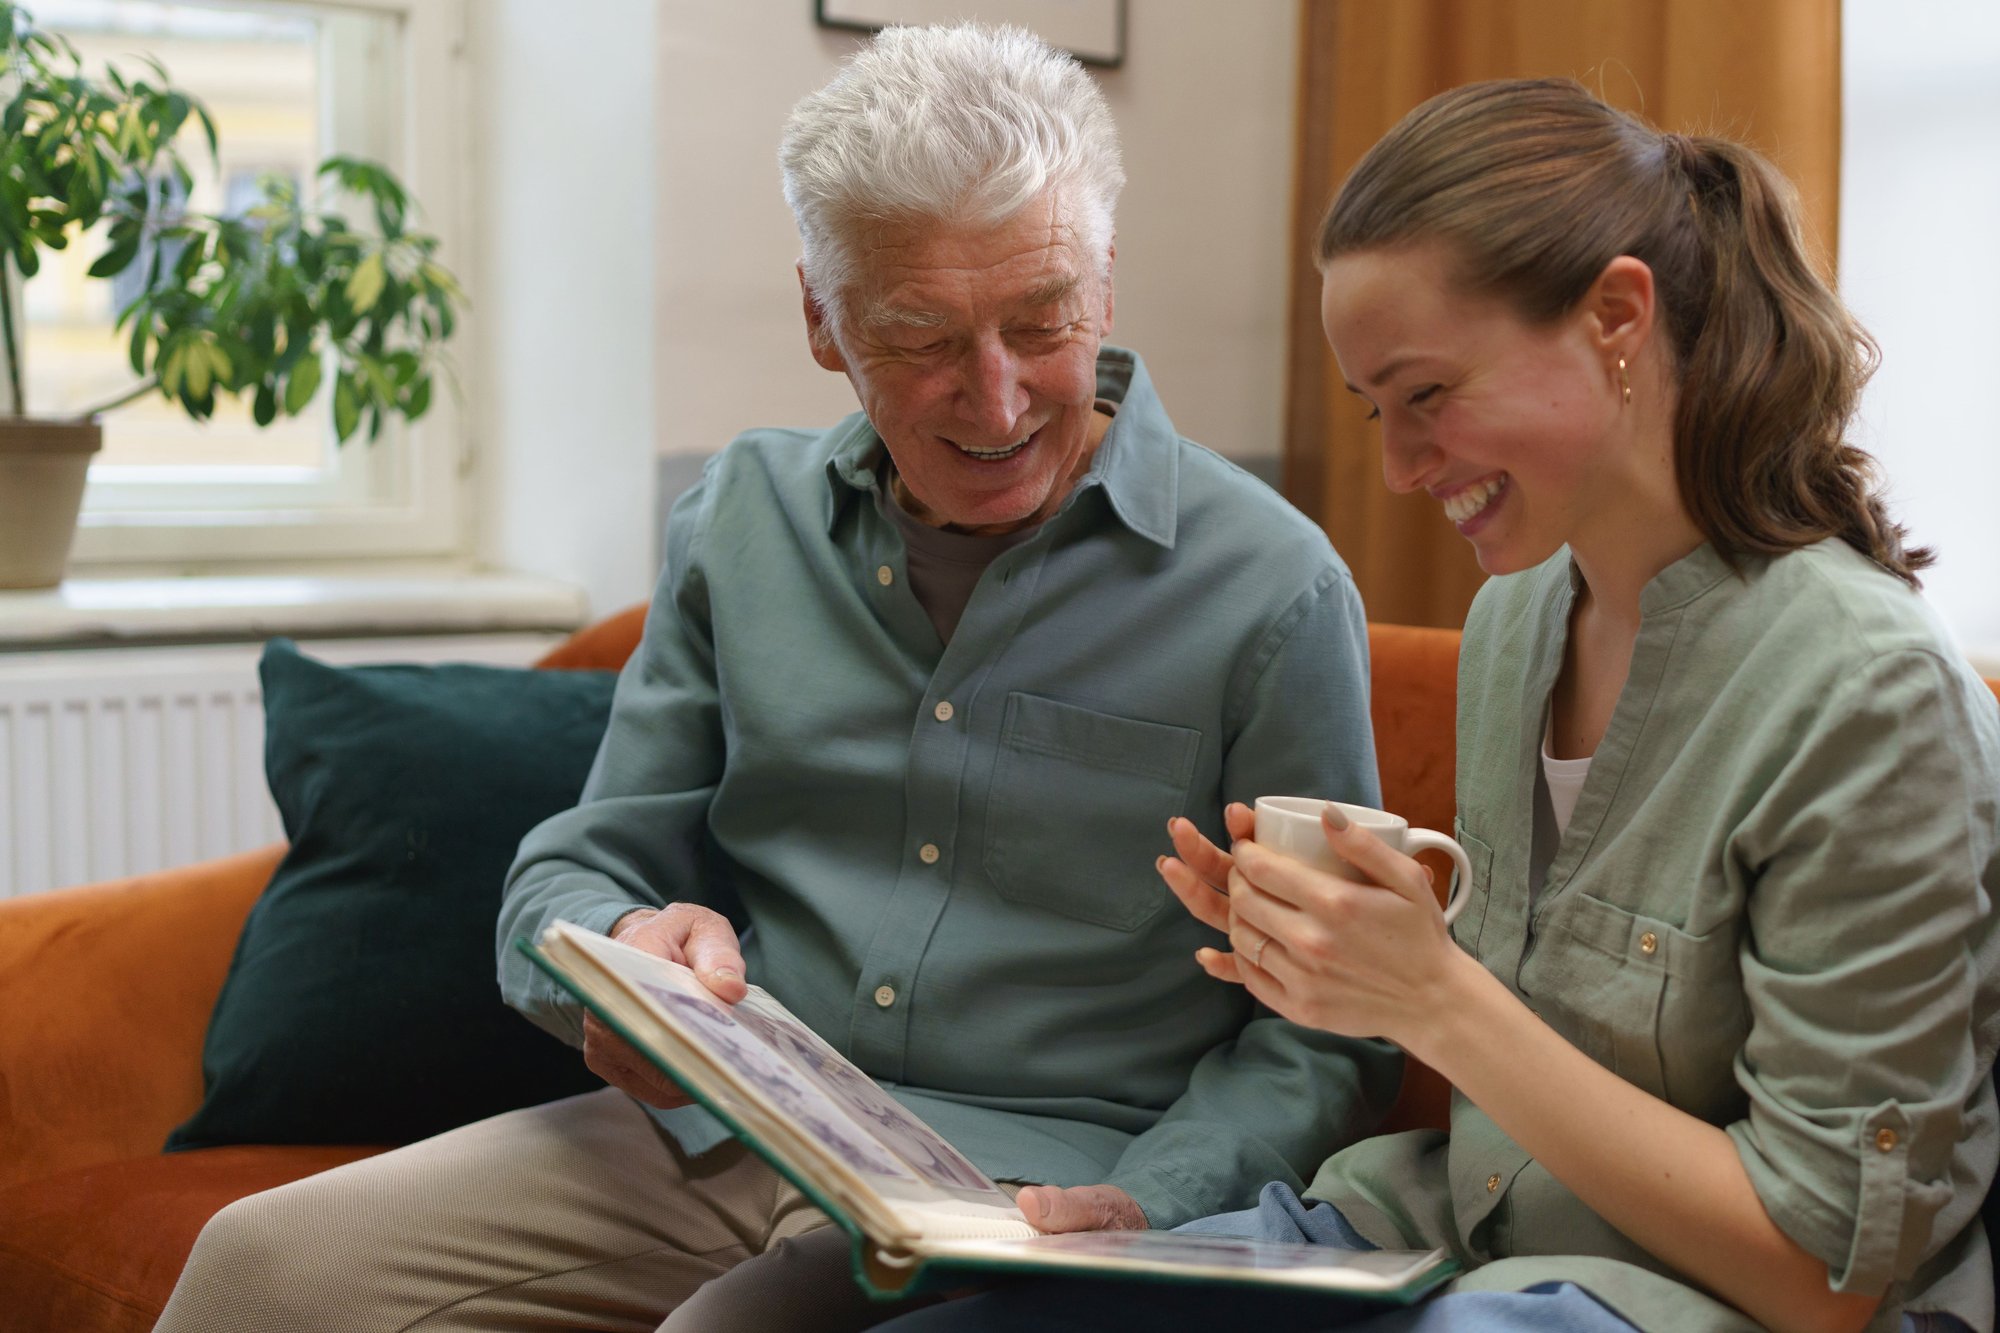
[0,845,283,1190]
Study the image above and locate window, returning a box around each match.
[15,0,468,566]
[1840,0,2000,663]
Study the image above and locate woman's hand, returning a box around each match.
[1190,805,1466,1046]
[1157,804,1257,966]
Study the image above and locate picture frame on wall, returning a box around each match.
[814,0,1125,68]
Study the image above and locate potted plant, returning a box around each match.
[0,0,459,588]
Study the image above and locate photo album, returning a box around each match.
[520,920,1459,1302]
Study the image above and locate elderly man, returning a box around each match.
[156,23,1393,1333]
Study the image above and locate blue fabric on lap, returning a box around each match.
[1171,1180,1381,1251]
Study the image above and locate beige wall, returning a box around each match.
[655,1,1301,464]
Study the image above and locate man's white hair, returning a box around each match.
[779,22,1124,339]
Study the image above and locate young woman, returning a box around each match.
[872,79,2000,1333]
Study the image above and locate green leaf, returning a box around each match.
[332,371,359,441]
[282,351,321,414]
[345,251,385,313]
[87,234,139,278]
[252,380,277,426]
[419,261,464,304]
[184,340,212,398]
[159,342,185,396]
[14,242,37,277]
[203,341,232,384]
[194,104,218,163]
[127,313,147,375]
[160,92,189,143]
[404,375,432,421]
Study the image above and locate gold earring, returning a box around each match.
[1618,356,1632,405]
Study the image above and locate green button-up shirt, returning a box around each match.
[1309,540,2000,1332]
[499,348,1401,1227]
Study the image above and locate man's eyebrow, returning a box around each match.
[860,301,948,330]
[1022,274,1081,309]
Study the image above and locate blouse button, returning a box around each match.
[876,565,894,586]
[919,843,941,864]
[934,700,954,722]
[1486,1173,1501,1193]
[1875,1128,1899,1153]
[1638,931,1658,956]
[874,985,896,1008]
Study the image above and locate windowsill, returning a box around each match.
[0,569,592,651]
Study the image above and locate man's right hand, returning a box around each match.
[581,903,748,1109]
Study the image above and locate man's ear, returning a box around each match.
[1097,239,1116,337]
[1583,254,1656,363]
[799,263,847,373]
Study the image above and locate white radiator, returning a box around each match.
[0,633,568,899]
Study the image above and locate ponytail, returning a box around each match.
[1664,136,1929,585]
[1319,80,1931,586]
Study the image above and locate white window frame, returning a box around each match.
[57,0,472,568]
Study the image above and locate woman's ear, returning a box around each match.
[1584,255,1658,362]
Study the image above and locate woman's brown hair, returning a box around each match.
[1318,78,1930,586]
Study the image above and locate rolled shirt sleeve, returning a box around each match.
[1728,648,2000,1293]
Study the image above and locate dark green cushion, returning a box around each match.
[167,640,616,1150]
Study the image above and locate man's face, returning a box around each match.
[805,192,1114,535]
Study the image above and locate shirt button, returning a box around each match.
[919,843,940,864]
[874,985,896,1008]
[1486,1173,1501,1193]
[933,700,954,723]
[876,565,894,586]
[1638,931,1658,956]
[1875,1128,1899,1153]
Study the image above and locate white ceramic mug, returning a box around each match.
[1251,797,1471,925]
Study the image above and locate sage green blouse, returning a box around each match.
[1307,540,2000,1332]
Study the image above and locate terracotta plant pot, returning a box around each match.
[0,418,102,589]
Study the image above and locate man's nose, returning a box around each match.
[956,339,1028,439]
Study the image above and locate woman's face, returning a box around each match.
[1319,243,1628,577]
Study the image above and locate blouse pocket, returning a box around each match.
[1539,892,1747,1113]
[983,692,1201,931]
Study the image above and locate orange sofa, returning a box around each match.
[0,605,1986,1331]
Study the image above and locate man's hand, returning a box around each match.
[581,903,748,1109]
[1014,1183,1147,1233]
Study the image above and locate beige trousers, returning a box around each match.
[153,1088,930,1333]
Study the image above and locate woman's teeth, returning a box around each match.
[1443,476,1505,524]
[956,433,1032,461]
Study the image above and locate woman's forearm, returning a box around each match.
[1408,951,1881,1333]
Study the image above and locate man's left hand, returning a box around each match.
[1015,1183,1147,1233]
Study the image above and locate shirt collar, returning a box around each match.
[1540,540,1742,620]
[822,346,1179,548]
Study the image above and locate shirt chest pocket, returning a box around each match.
[982,692,1202,931]
[1536,891,1745,1114]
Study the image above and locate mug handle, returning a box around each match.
[1402,829,1473,925]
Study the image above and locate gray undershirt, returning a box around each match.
[877,483,1042,646]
